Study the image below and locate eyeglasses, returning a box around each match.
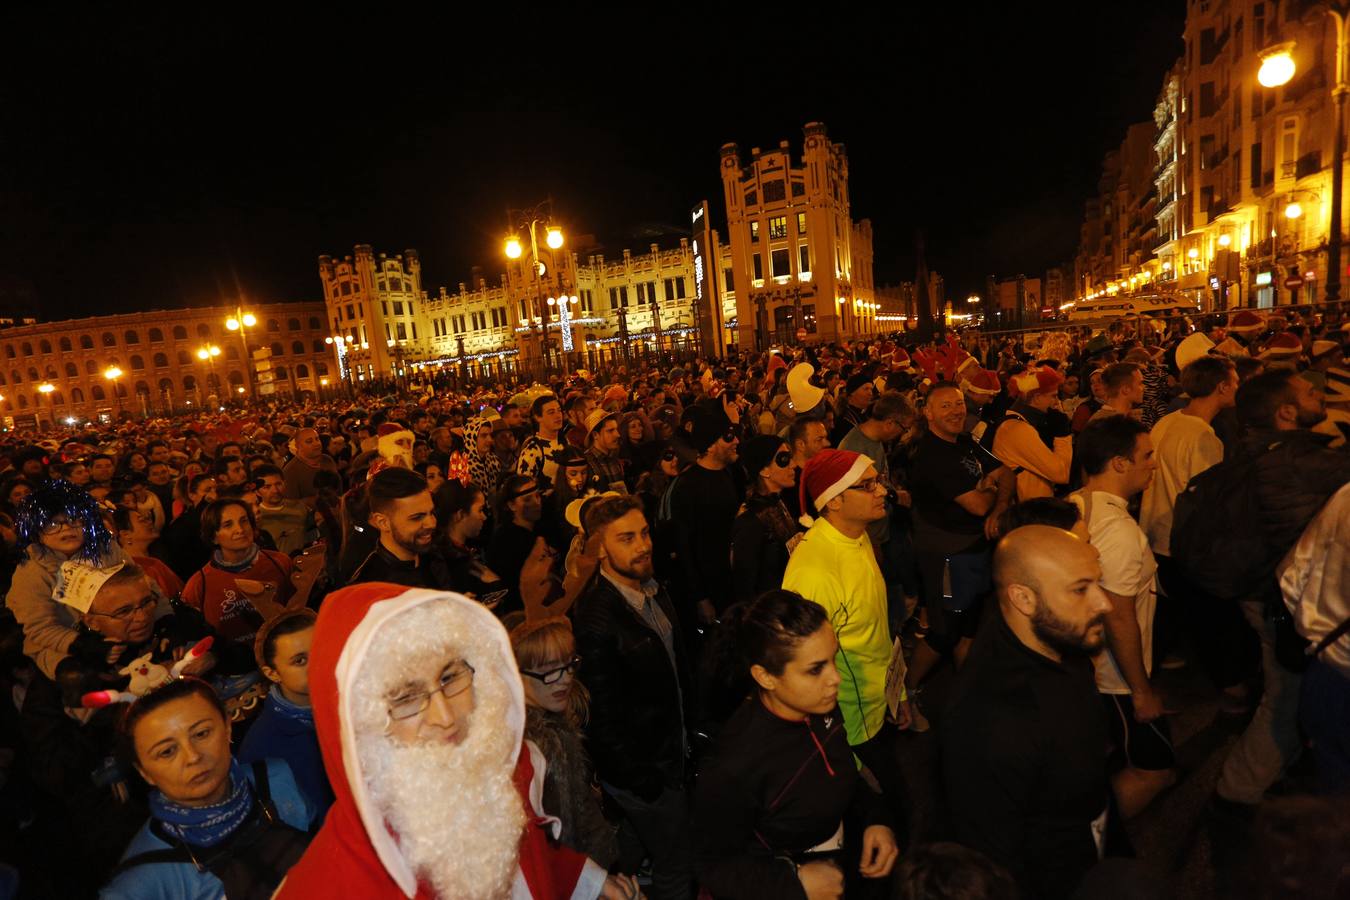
[387,663,476,721]
[661,450,678,462]
[41,516,84,535]
[89,593,156,622]
[521,656,582,685]
[773,450,793,469]
[846,479,884,494]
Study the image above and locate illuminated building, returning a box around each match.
[317,246,426,384]
[0,303,332,427]
[719,122,878,348]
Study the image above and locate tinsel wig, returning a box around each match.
[16,479,113,562]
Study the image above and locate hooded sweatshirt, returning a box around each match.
[274,584,606,900]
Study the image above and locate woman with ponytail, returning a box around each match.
[694,590,898,900]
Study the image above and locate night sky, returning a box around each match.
[0,4,1185,320]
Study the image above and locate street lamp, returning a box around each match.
[504,205,567,377]
[103,366,123,418]
[1259,15,1349,303]
[225,309,257,401]
[37,382,54,429]
[1285,201,1304,220]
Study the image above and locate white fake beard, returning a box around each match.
[352,605,526,900]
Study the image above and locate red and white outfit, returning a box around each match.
[275,583,606,900]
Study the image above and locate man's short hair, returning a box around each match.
[1075,416,1149,477]
[893,841,1017,900]
[869,391,913,424]
[366,467,429,516]
[563,394,589,414]
[252,463,285,483]
[1180,355,1235,399]
[530,394,559,423]
[211,455,242,478]
[581,493,644,538]
[998,497,1081,534]
[1237,369,1298,431]
[788,416,825,447]
[99,561,147,597]
[1101,362,1142,397]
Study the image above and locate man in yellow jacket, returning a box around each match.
[992,366,1074,501]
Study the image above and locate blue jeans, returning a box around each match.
[1300,658,1350,795]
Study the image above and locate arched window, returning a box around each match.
[153,353,169,368]
[102,332,116,347]
[226,346,240,360]
[296,364,310,378]
[3,345,12,359]
[270,342,284,358]
[227,370,244,386]
[17,395,28,409]
[150,328,164,342]
[39,339,51,354]
[315,362,329,376]
[27,367,39,382]
[124,330,140,344]
[11,370,21,384]
[59,337,72,352]
[130,355,145,372]
[64,362,77,377]
[80,335,94,349]
[176,350,191,366]
[183,375,197,391]
[135,381,150,397]
[308,316,321,330]
[196,324,211,338]
[275,366,289,380]
[287,318,301,332]
[71,387,84,404]
[158,378,173,394]
[173,325,188,340]
[267,319,280,332]
[91,385,106,401]
[85,360,97,375]
[51,391,64,406]
[0,372,6,385]
[291,340,304,356]
[313,339,326,353]
[20,342,32,357]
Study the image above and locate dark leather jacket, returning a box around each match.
[574,574,691,800]
[1240,428,1350,566]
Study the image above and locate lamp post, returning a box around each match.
[505,204,566,378]
[195,346,220,405]
[37,382,54,430]
[324,335,354,398]
[224,309,257,402]
[103,366,124,419]
[1259,8,1349,304]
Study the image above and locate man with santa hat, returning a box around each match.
[275,582,638,900]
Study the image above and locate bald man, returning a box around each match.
[940,525,1117,900]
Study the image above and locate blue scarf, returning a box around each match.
[212,544,261,573]
[149,757,255,848]
[268,684,314,727]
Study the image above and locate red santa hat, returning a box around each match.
[1008,365,1064,399]
[798,449,874,527]
[1258,331,1303,359]
[276,583,600,900]
[1228,309,1266,335]
[960,368,1002,399]
[376,423,407,438]
[890,347,916,373]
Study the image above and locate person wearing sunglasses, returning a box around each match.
[509,616,621,870]
[730,436,802,606]
[275,583,638,900]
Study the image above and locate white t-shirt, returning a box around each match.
[1071,490,1158,695]
[1139,409,1224,558]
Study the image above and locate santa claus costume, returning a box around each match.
[275,583,607,900]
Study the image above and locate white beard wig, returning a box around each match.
[350,600,526,900]
[377,429,415,470]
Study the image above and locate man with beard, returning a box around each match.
[348,468,447,589]
[575,494,693,900]
[940,525,1116,900]
[283,427,339,504]
[274,583,638,899]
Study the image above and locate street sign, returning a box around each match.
[1284,275,1305,289]
[796,328,808,342]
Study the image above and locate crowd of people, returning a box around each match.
[0,304,1347,899]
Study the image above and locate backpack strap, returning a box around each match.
[106,847,194,880]
[1310,615,1350,659]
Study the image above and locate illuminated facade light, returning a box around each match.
[1285,202,1303,219]
[1257,46,1296,88]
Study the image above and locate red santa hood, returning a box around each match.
[278,583,532,899]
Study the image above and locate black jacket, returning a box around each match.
[346,543,448,590]
[574,574,691,800]
[1241,428,1350,568]
[695,698,889,900]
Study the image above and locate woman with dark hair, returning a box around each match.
[102,678,315,899]
[435,478,505,600]
[115,450,148,480]
[181,499,303,646]
[695,589,898,900]
[729,435,802,603]
[0,475,34,518]
[486,475,543,618]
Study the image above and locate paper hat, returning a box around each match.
[53,561,128,614]
[1008,366,1065,399]
[584,407,618,438]
[1175,332,1216,371]
[1311,340,1341,360]
[786,363,826,414]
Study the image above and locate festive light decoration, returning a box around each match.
[16,479,114,562]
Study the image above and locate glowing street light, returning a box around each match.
[504,236,523,259]
[1218,234,1232,247]
[225,309,257,401]
[1285,201,1304,219]
[545,226,564,250]
[1187,248,1199,260]
[1257,45,1296,88]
